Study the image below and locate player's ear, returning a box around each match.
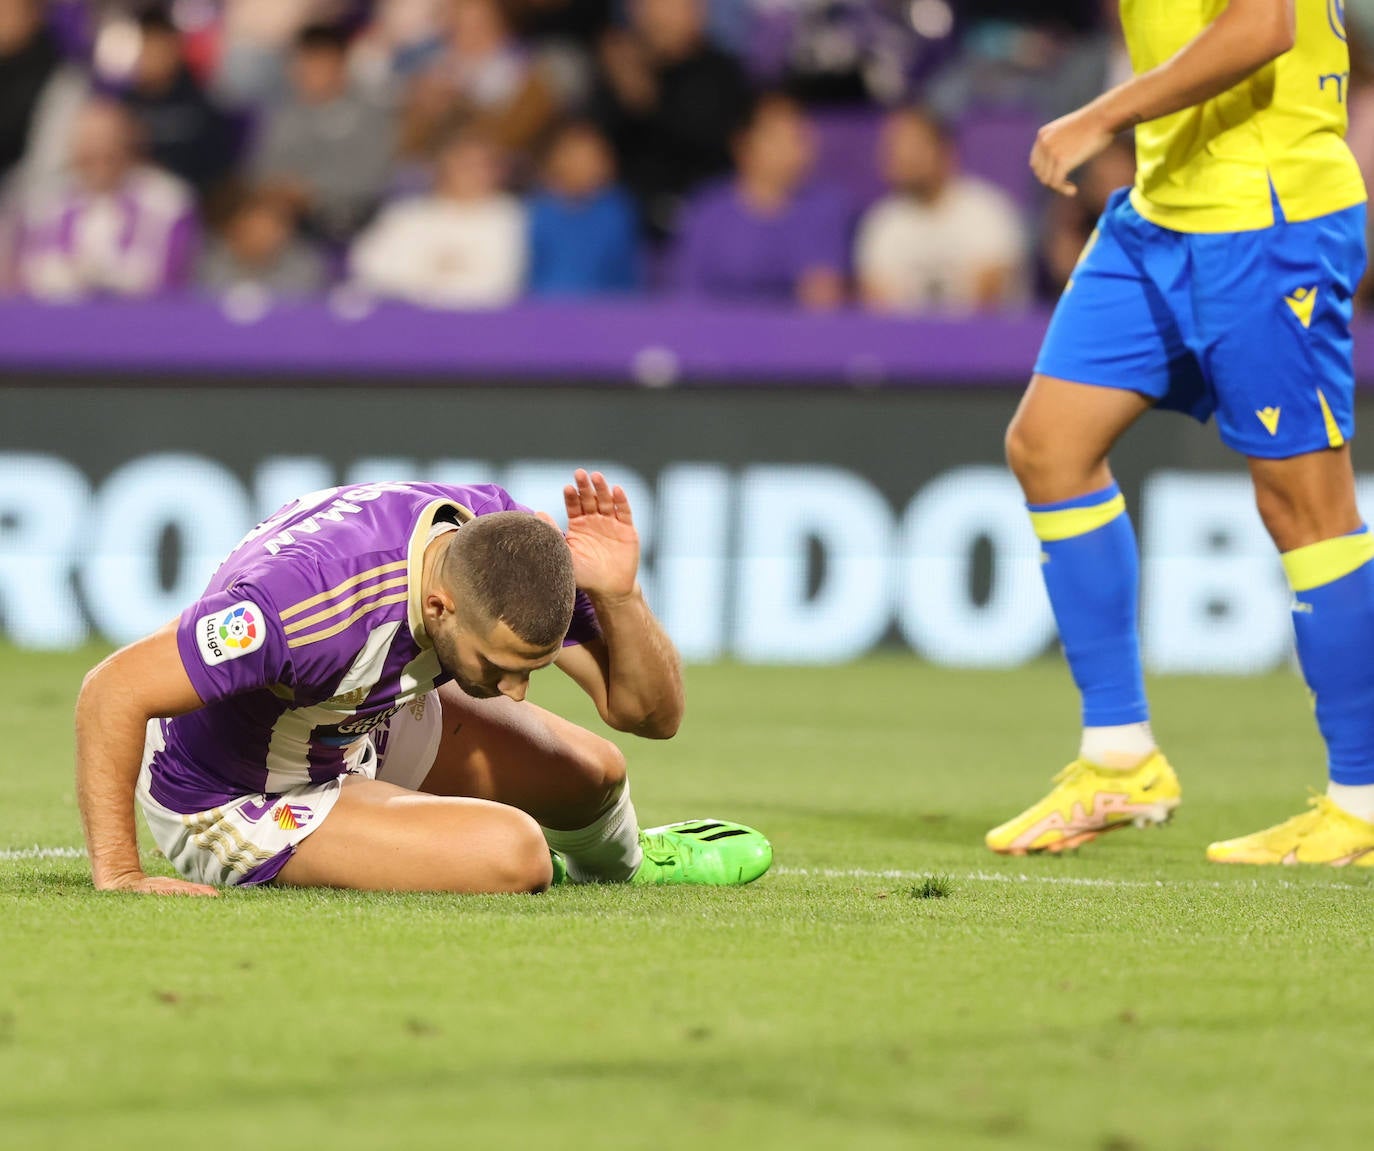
[424,588,456,623]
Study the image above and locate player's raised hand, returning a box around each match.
[557,469,640,600]
[1030,106,1117,197]
[97,871,219,897]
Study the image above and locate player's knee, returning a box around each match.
[490,809,555,894]
[1252,482,1353,552]
[1006,416,1107,501]
[591,737,627,792]
[576,736,628,814]
[1253,483,1298,546]
[1004,415,1051,486]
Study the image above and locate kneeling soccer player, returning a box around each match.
[75,469,771,895]
[987,0,1374,864]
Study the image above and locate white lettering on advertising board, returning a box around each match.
[0,453,1316,673]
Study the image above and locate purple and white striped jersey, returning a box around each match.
[148,481,599,814]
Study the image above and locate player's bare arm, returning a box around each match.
[552,468,685,739]
[1032,0,1296,195]
[75,623,218,897]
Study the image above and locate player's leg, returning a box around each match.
[987,193,1187,854]
[1006,373,1157,764]
[274,776,555,892]
[1206,445,1374,863]
[419,685,627,828]
[1005,372,1150,503]
[1193,202,1374,864]
[419,684,641,882]
[389,684,771,885]
[989,374,1180,853]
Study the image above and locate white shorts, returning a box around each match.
[136,691,443,887]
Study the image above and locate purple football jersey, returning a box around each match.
[148,481,599,813]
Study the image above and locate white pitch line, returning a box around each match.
[774,865,1372,893]
[0,845,87,861]
[776,865,1161,888]
[3,850,1370,893]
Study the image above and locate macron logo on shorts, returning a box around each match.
[197,601,266,665]
[1284,286,1318,330]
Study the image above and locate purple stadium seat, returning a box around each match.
[809,104,1042,216]
[954,106,1041,211]
[810,108,886,213]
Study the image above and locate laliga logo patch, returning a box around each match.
[219,605,259,650]
[1330,0,1346,41]
[196,600,266,665]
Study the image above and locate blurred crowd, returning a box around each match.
[2,0,1373,314]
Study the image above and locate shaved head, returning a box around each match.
[443,512,575,649]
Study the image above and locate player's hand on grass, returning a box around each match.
[551,469,640,601]
[96,870,219,897]
[1030,107,1117,196]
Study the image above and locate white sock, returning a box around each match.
[541,779,643,883]
[1326,781,1374,824]
[1079,723,1157,770]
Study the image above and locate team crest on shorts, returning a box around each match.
[196,601,266,665]
[272,803,313,831]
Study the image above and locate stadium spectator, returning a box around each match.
[12,99,197,301]
[592,0,752,239]
[349,0,449,96]
[120,9,237,196]
[198,186,329,298]
[926,0,1112,124]
[502,0,615,110]
[211,0,350,107]
[0,0,61,185]
[771,0,928,107]
[670,93,848,309]
[250,23,395,245]
[350,127,525,307]
[528,120,639,296]
[397,0,559,164]
[1038,135,1134,297]
[509,0,614,47]
[855,106,1026,313]
[0,4,88,199]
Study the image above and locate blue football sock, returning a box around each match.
[1028,481,1149,728]
[1283,528,1374,786]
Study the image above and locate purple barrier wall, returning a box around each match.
[6,299,1374,387]
[0,299,1048,385]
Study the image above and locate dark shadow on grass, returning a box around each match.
[746,802,987,846]
[1,1050,1035,1142]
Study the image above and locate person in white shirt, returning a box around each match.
[855,106,1028,314]
[349,126,525,308]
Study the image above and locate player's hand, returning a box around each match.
[1030,107,1117,197]
[550,469,640,601]
[95,870,219,897]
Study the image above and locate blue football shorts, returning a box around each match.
[1036,187,1368,459]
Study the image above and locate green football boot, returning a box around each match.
[629,820,773,886]
[548,850,568,887]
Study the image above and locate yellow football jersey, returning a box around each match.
[1123,0,1366,232]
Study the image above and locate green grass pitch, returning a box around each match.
[4,646,1373,1150]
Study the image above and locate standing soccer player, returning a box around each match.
[987,0,1374,864]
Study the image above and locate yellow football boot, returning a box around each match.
[986,752,1181,855]
[1207,795,1374,866]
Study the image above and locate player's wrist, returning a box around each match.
[585,583,643,612]
[91,857,146,890]
[1089,87,1143,137]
